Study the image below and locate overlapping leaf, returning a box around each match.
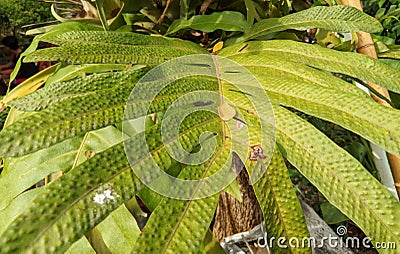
[44,63,130,84]
[0,72,218,158]
[65,236,96,254]
[221,43,400,155]
[95,204,141,253]
[221,40,400,93]
[0,143,137,253]
[2,9,400,252]
[0,137,81,210]
[274,106,400,249]
[131,142,226,253]
[10,66,150,111]
[252,147,311,253]
[9,22,103,83]
[0,111,222,252]
[24,31,206,65]
[227,5,382,44]
[0,63,60,111]
[166,11,250,34]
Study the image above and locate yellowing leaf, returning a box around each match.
[212,42,224,54]
[0,63,60,112]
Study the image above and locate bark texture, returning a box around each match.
[212,154,263,242]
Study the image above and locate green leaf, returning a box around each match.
[0,72,140,157]
[84,228,112,254]
[10,22,102,83]
[203,229,225,254]
[166,11,250,34]
[11,67,149,112]
[131,144,227,253]
[0,188,42,237]
[253,147,311,253]
[4,22,400,254]
[0,63,60,109]
[95,0,110,31]
[45,64,131,84]
[224,179,242,202]
[320,202,348,225]
[224,52,367,97]
[0,125,125,211]
[244,0,261,24]
[95,204,141,253]
[380,58,400,71]
[71,126,127,167]
[0,73,218,157]
[228,5,382,44]
[65,236,96,254]
[24,31,206,65]
[179,0,191,19]
[26,24,61,36]
[379,47,400,59]
[274,106,400,249]
[221,40,400,94]
[132,192,219,253]
[122,13,147,25]
[0,144,141,253]
[0,137,82,210]
[344,142,368,162]
[220,48,400,156]
[0,111,222,252]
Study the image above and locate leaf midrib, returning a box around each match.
[161,145,226,253]
[255,155,300,252]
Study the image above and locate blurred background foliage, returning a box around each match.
[0,0,52,35]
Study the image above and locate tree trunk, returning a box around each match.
[212,154,264,242]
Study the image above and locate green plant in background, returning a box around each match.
[363,0,400,43]
[1,1,400,253]
[0,0,52,34]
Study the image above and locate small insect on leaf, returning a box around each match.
[249,145,266,161]
[218,103,236,121]
[85,150,96,159]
